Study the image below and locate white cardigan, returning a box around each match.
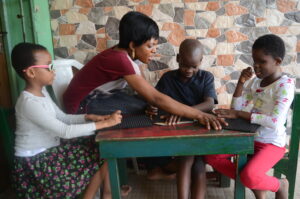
[14,89,96,157]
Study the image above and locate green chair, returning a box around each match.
[273,90,300,199]
[219,90,300,197]
[0,107,15,168]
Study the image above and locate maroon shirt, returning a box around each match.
[63,48,139,113]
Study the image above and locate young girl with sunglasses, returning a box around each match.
[11,42,122,199]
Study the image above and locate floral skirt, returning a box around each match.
[12,136,103,199]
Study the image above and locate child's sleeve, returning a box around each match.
[231,79,255,111]
[22,99,96,139]
[53,100,87,124]
[250,78,295,129]
[44,89,86,124]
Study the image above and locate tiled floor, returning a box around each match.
[1,155,299,199]
[124,159,300,199]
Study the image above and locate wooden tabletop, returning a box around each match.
[96,123,255,142]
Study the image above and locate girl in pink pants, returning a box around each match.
[205,34,294,199]
[205,142,285,191]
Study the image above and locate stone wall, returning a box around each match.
[49,0,300,106]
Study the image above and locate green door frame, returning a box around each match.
[0,0,53,104]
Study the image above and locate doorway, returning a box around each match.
[0,16,13,195]
[0,21,12,108]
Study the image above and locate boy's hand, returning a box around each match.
[161,114,181,126]
[214,109,239,119]
[106,110,122,127]
[239,67,253,84]
[85,114,111,122]
[145,105,158,120]
[197,113,227,130]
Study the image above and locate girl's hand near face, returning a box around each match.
[214,109,239,119]
[234,67,253,98]
[239,67,253,84]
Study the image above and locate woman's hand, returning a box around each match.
[85,114,110,122]
[145,105,158,120]
[239,67,253,84]
[214,109,239,119]
[196,113,227,130]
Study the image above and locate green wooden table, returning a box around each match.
[96,123,255,199]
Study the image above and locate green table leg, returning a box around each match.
[118,159,128,186]
[287,171,296,199]
[107,158,121,199]
[235,155,247,199]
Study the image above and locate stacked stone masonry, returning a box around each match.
[49,0,300,106]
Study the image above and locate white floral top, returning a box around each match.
[231,75,295,147]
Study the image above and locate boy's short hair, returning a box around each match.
[11,42,47,78]
[118,11,159,48]
[179,39,203,56]
[252,34,285,60]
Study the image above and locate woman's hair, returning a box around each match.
[252,34,285,60]
[11,42,47,78]
[118,11,159,48]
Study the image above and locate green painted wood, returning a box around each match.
[107,159,121,199]
[29,0,54,57]
[273,91,300,199]
[274,158,289,176]
[21,0,35,42]
[0,0,28,103]
[286,168,297,199]
[99,136,254,159]
[98,126,255,199]
[117,159,128,186]
[235,155,247,199]
[0,0,53,104]
[273,169,281,179]
[0,107,14,167]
